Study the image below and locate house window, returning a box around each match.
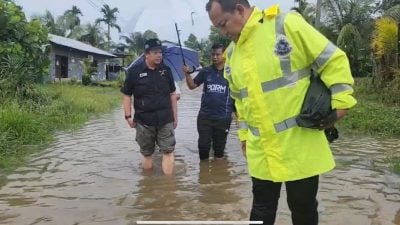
[108,64,122,73]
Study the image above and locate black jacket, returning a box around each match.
[121,62,176,126]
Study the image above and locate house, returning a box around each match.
[48,34,117,81]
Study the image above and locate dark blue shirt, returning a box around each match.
[194,66,234,120]
[121,62,176,126]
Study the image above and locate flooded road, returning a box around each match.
[0,86,399,225]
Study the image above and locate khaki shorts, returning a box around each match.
[135,122,176,156]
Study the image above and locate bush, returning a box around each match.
[0,55,48,104]
[82,74,91,86]
[117,71,125,88]
[82,58,96,86]
[381,69,400,105]
[0,0,49,80]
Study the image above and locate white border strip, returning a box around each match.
[136,221,263,224]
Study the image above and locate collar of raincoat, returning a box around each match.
[237,5,280,46]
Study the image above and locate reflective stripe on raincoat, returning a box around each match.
[224,5,357,182]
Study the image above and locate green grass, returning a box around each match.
[385,156,400,174]
[0,84,121,169]
[338,77,400,136]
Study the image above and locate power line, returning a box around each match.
[97,0,106,5]
[86,0,101,10]
[84,0,97,9]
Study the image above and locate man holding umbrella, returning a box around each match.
[183,43,235,161]
[121,38,178,175]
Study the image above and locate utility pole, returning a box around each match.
[315,0,322,29]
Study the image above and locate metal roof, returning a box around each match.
[49,34,116,57]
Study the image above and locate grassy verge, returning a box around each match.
[337,77,400,173]
[338,77,400,136]
[0,84,121,169]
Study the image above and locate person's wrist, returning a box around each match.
[125,115,131,120]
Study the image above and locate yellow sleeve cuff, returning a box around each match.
[332,93,357,109]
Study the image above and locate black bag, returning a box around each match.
[296,71,339,142]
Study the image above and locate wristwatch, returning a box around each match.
[125,115,131,120]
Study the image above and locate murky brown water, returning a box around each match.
[0,86,399,225]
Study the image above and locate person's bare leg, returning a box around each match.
[162,152,175,175]
[141,155,153,170]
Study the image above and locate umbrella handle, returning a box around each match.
[188,66,196,73]
[175,23,187,66]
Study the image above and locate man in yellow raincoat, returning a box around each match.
[206,0,357,224]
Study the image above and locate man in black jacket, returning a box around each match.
[121,38,178,175]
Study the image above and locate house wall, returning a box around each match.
[49,44,111,81]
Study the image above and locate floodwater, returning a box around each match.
[0,86,399,225]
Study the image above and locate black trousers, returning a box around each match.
[197,116,231,160]
[250,175,319,225]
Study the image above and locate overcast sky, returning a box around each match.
[14,0,307,43]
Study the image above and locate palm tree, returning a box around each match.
[374,0,400,14]
[337,23,362,75]
[79,23,106,48]
[291,1,316,25]
[119,30,158,55]
[294,0,306,9]
[96,4,121,44]
[119,32,143,54]
[64,6,83,30]
[32,10,65,36]
[320,0,376,76]
[384,5,400,21]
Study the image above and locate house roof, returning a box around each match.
[49,34,116,58]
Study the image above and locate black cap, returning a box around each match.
[144,38,162,51]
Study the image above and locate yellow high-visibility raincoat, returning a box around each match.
[224,5,357,182]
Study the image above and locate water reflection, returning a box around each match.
[129,173,182,221]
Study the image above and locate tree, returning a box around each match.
[320,0,376,76]
[197,26,231,65]
[63,6,83,38]
[208,26,231,48]
[79,23,106,48]
[337,23,363,75]
[371,5,399,82]
[292,0,316,25]
[374,0,400,14]
[33,9,83,38]
[0,0,49,100]
[184,33,201,51]
[119,30,158,55]
[32,10,62,35]
[120,32,144,54]
[384,5,400,21]
[143,30,158,40]
[64,5,82,30]
[96,4,121,44]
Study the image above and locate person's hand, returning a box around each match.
[127,119,137,128]
[182,65,191,74]
[173,119,178,129]
[318,109,347,130]
[335,109,347,120]
[241,141,246,159]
